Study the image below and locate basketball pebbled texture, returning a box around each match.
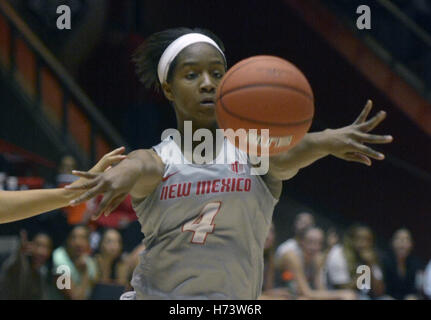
[216,55,315,154]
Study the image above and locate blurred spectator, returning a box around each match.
[325,224,385,299]
[0,230,54,299]
[83,194,142,254]
[424,259,431,299]
[279,227,356,300]
[52,225,97,300]
[93,229,129,286]
[382,228,423,300]
[259,223,291,300]
[326,227,339,251]
[275,212,315,260]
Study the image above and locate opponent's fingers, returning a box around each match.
[353,100,373,125]
[65,178,99,190]
[353,132,393,144]
[105,155,127,165]
[71,170,99,179]
[69,184,104,206]
[343,152,372,166]
[359,111,387,132]
[104,166,112,172]
[350,142,385,160]
[103,146,126,159]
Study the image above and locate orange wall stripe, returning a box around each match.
[284,0,431,136]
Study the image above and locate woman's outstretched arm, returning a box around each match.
[0,147,126,224]
[269,100,393,181]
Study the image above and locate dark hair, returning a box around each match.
[132,27,226,92]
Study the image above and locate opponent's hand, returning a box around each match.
[323,100,393,166]
[88,146,127,173]
[67,147,127,191]
[65,155,145,220]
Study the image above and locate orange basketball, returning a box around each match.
[216,55,314,156]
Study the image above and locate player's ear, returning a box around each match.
[162,82,174,102]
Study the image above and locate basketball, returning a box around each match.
[216,55,315,155]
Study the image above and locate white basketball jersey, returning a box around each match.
[131,137,279,299]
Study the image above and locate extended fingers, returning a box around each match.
[344,152,372,166]
[353,132,393,144]
[103,194,127,217]
[351,142,385,160]
[353,100,373,125]
[106,154,127,165]
[91,192,116,220]
[72,171,99,179]
[359,111,387,132]
[104,146,126,158]
[69,184,104,206]
[65,178,99,190]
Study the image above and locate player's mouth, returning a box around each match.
[200,97,215,107]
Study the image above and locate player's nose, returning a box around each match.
[199,72,216,93]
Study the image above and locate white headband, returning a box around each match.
[157,33,226,84]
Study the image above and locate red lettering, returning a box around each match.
[211,180,220,193]
[220,178,231,192]
[244,178,251,192]
[232,178,236,191]
[182,182,191,196]
[206,181,211,194]
[236,178,244,192]
[160,186,168,200]
[169,184,177,199]
[196,181,202,195]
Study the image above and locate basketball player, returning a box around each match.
[0,147,126,224]
[68,28,393,299]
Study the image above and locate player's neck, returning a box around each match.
[176,121,222,163]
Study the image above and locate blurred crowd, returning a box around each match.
[1,153,430,300]
[261,212,431,300]
[0,154,145,300]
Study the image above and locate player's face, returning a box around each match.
[164,43,226,127]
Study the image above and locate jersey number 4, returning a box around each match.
[182,201,222,244]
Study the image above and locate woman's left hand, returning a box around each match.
[322,100,393,166]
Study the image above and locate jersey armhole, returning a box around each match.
[246,154,281,203]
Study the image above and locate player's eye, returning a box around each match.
[213,71,223,78]
[186,72,197,80]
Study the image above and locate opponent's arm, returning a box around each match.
[68,149,164,219]
[269,100,393,181]
[0,147,126,224]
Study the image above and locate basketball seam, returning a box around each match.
[218,57,313,127]
[217,98,313,126]
[220,57,289,98]
[217,83,314,101]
